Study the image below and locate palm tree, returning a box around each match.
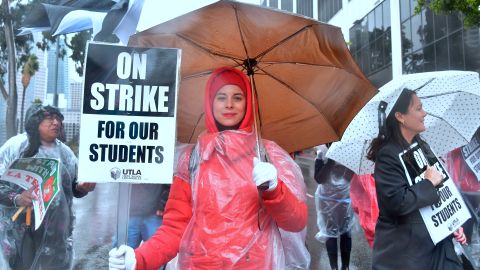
[20,54,39,132]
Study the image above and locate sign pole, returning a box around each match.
[116,182,131,247]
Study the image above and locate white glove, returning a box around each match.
[109,245,136,270]
[252,157,278,191]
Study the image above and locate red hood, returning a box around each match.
[204,67,254,133]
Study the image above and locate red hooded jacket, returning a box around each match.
[134,67,308,270]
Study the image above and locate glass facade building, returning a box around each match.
[399,0,480,74]
[349,0,392,87]
[262,0,480,88]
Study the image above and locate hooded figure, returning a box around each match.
[0,104,94,270]
[314,158,354,270]
[110,67,308,270]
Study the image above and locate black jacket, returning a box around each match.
[372,142,462,270]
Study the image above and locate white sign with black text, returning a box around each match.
[78,42,180,183]
[399,142,471,245]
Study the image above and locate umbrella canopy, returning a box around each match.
[326,70,480,174]
[128,0,376,153]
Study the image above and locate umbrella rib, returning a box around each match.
[425,112,469,142]
[258,61,375,86]
[188,112,205,143]
[420,90,470,99]
[183,63,243,80]
[232,4,252,63]
[175,33,244,62]
[359,139,369,174]
[254,24,314,61]
[255,67,338,136]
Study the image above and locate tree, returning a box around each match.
[19,53,38,132]
[1,0,32,139]
[415,0,480,27]
[1,0,91,140]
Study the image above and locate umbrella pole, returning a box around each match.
[249,74,270,193]
[248,74,264,160]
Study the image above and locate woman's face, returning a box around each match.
[212,84,246,127]
[397,94,427,138]
[38,114,62,143]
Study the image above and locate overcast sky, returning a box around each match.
[137,0,261,31]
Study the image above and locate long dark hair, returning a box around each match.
[367,88,419,161]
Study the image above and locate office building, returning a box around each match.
[46,37,70,109]
[262,0,480,87]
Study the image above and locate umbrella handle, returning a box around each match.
[11,206,26,222]
[26,207,32,226]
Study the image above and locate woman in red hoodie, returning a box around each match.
[109,67,308,270]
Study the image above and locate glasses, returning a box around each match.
[43,115,63,124]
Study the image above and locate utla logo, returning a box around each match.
[122,169,141,175]
[110,168,121,180]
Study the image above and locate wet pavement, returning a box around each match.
[72,183,117,270]
[71,159,373,269]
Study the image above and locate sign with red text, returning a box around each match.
[399,142,471,244]
[0,158,59,230]
[78,42,180,183]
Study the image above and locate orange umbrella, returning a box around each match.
[129,0,376,153]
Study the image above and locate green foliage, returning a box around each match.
[67,31,92,77]
[0,1,33,79]
[1,1,91,82]
[1,0,91,138]
[415,0,480,27]
[32,98,42,105]
[22,54,39,76]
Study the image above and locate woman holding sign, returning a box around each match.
[109,67,308,269]
[0,104,95,270]
[367,89,467,269]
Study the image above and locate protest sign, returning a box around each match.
[0,158,60,230]
[78,42,180,183]
[461,130,480,180]
[399,142,471,244]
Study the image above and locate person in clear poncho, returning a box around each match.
[314,146,354,270]
[0,104,96,270]
[109,66,308,270]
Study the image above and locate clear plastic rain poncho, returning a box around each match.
[173,129,309,269]
[315,159,354,240]
[164,67,309,269]
[0,133,78,270]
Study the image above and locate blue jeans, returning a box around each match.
[127,214,163,248]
